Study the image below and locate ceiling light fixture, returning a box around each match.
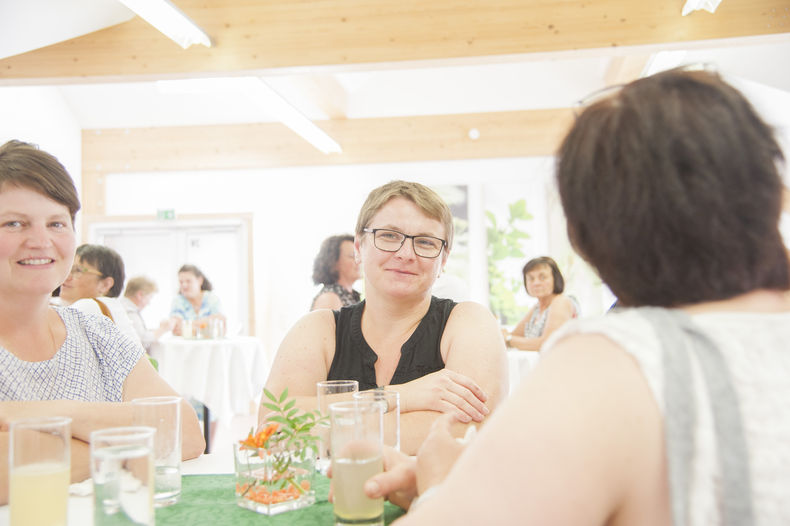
[156,77,343,154]
[681,0,723,16]
[117,0,211,49]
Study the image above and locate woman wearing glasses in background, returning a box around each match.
[56,243,143,349]
[262,180,508,454]
[0,140,205,505]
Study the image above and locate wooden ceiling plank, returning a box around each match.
[3,0,788,81]
[81,109,574,175]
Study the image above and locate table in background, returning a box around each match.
[151,335,272,425]
[507,349,541,393]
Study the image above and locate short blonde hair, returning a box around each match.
[355,180,454,250]
[124,276,158,298]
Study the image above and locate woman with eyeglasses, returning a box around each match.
[56,243,143,349]
[0,140,205,505]
[367,70,790,524]
[502,256,577,351]
[261,180,508,454]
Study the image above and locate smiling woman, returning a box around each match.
[261,180,508,454]
[0,140,205,506]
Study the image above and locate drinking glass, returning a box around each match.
[131,395,182,507]
[353,390,400,451]
[316,379,359,473]
[9,416,72,526]
[90,426,155,526]
[329,400,384,526]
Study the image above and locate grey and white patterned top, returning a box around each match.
[544,308,790,525]
[0,307,144,402]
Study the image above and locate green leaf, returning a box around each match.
[283,399,295,411]
[262,402,280,413]
[267,415,290,426]
[264,389,278,403]
[279,388,289,404]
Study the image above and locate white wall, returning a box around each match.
[104,157,562,356]
[0,86,83,229]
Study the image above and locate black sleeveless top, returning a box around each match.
[328,296,457,391]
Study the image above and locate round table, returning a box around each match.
[150,335,272,425]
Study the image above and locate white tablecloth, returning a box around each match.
[507,350,541,393]
[150,335,271,424]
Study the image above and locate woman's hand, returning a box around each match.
[415,414,467,494]
[394,369,489,423]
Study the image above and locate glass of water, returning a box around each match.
[90,426,155,526]
[131,395,182,507]
[316,380,359,474]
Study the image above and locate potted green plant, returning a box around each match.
[234,388,324,515]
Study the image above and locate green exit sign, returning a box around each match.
[157,209,176,220]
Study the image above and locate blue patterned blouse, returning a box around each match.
[169,290,222,320]
[0,307,144,401]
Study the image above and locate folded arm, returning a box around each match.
[386,302,508,454]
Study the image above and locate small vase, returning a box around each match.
[233,442,316,515]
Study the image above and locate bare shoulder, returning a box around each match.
[446,300,498,327]
[311,291,342,311]
[549,294,575,313]
[266,309,337,395]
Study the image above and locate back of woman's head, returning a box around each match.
[76,244,126,297]
[558,68,789,307]
[313,234,354,285]
[0,140,81,222]
[178,264,212,291]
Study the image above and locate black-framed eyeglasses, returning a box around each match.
[362,228,446,258]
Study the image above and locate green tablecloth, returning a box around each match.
[156,474,405,525]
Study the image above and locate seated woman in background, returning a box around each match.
[262,180,508,454]
[368,68,790,525]
[310,233,362,310]
[170,264,225,336]
[58,243,143,349]
[502,256,576,351]
[0,140,204,505]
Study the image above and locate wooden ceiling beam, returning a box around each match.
[82,108,574,173]
[2,0,789,82]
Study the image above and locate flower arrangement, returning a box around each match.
[234,388,325,515]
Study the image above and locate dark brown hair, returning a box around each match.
[178,264,213,291]
[0,140,81,223]
[557,68,789,307]
[312,234,354,285]
[76,244,126,298]
[522,256,565,295]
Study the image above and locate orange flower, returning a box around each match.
[239,423,279,449]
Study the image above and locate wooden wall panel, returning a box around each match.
[2,0,788,81]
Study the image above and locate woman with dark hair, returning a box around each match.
[502,256,576,351]
[58,243,143,348]
[367,69,790,524]
[170,263,225,336]
[0,141,204,504]
[310,234,361,310]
